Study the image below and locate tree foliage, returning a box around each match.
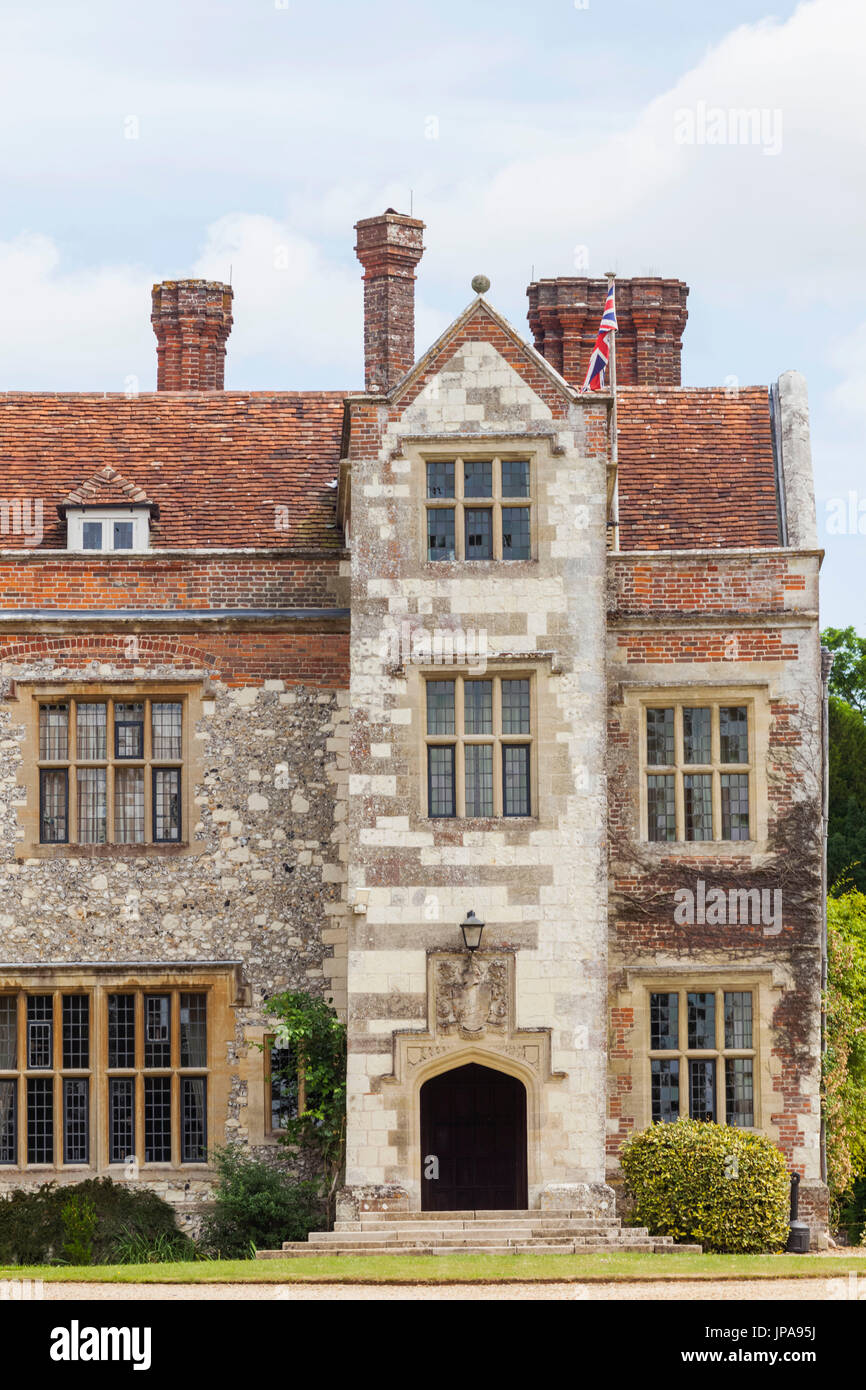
[824,625,866,713]
[822,624,866,893]
[824,889,866,1199]
[827,696,866,893]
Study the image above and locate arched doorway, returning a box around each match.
[420,1063,528,1210]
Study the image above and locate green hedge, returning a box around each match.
[620,1119,791,1253]
[0,1178,186,1266]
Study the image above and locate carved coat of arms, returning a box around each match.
[435,955,508,1037]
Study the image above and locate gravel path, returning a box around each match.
[41,1277,859,1301]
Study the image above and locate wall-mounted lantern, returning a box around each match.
[459,910,485,953]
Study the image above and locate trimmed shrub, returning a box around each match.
[0,1178,187,1266]
[199,1147,326,1257]
[60,1193,98,1266]
[620,1119,791,1253]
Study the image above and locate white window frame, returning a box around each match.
[66,508,150,553]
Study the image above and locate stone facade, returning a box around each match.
[0,651,349,1221]
[343,303,614,1213]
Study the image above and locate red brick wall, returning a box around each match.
[606,547,822,1176]
[0,631,349,687]
[611,556,806,614]
[0,555,344,610]
[614,630,799,663]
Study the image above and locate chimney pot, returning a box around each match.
[151,279,234,391]
[527,276,688,388]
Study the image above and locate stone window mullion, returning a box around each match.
[134,992,145,1167]
[711,705,722,840]
[424,453,533,565]
[674,705,684,841]
[456,673,465,798]
[492,456,503,559]
[492,678,504,814]
[455,455,465,561]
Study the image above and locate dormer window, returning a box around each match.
[58,466,158,554]
[70,510,148,552]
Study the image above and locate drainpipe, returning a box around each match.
[820,645,834,1186]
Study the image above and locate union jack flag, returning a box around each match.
[580,281,618,392]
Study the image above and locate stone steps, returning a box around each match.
[323,1224,627,1240]
[255,1206,703,1259]
[261,1240,702,1257]
[356,1218,623,1228]
[355,1209,600,1221]
[306,1233,651,1247]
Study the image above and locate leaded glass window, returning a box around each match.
[651,1058,680,1123]
[1,983,212,1170]
[643,702,753,842]
[36,694,185,847]
[648,987,756,1127]
[425,674,533,818]
[424,456,531,562]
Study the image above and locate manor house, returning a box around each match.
[0,211,828,1241]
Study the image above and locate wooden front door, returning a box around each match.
[420,1063,528,1211]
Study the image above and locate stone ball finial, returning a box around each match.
[471,274,491,295]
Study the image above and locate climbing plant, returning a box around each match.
[263,991,347,1218]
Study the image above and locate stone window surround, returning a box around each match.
[417,665,539,822]
[10,678,204,860]
[622,682,771,854]
[618,967,781,1139]
[0,962,241,1177]
[417,447,538,566]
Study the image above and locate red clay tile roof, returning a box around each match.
[616,386,781,550]
[0,392,348,549]
[1,384,781,553]
[59,465,157,515]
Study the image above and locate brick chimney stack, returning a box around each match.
[527,276,689,388]
[151,279,234,391]
[354,210,425,393]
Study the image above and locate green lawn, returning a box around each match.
[2,1250,864,1283]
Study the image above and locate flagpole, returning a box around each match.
[605,271,619,550]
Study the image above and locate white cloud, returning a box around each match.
[0,233,152,392]
[418,0,866,306]
[830,322,866,420]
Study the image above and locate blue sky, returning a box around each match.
[0,0,863,629]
